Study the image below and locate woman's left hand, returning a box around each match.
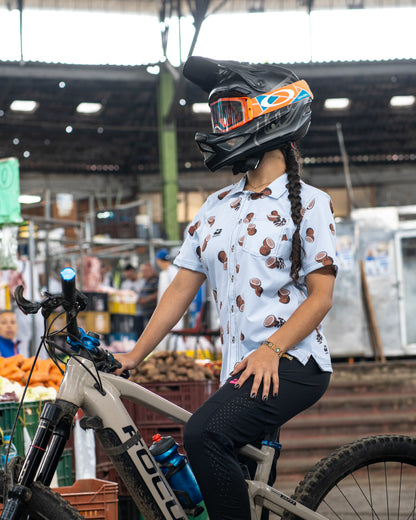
[230,344,280,400]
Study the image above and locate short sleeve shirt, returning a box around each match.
[174,173,338,384]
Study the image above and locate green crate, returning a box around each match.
[0,400,44,456]
[57,448,73,487]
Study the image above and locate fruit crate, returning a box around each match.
[55,478,118,520]
[0,400,44,456]
[131,380,218,427]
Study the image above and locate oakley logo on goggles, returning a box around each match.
[210,79,313,134]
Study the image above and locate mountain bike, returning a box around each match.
[1,267,415,520]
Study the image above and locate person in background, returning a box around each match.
[137,263,159,330]
[121,264,145,336]
[155,249,184,350]
[115,57,337,520]
[155,249,179,303]
[0,310,20,357]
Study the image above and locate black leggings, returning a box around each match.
[183,357,330,520]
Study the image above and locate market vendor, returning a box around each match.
[0,310,20,358]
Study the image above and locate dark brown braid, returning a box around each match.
[284,144,303,282]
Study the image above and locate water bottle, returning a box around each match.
[1,435,18,469]
[149,434,205,514]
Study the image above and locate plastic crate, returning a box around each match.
[57,448,73,487]
[132,380,218,427]
[118,495,145,520]
[0,400,43,456]
[55,478,118,520]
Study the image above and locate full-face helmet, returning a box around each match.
[183,56,313,174]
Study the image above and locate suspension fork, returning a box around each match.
[19,400,78,486]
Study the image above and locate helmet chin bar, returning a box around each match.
[232,155,263,175]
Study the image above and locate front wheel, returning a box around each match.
[285,434,416,520]
[0,459,83,520]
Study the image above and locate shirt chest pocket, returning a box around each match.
[240,217,287,258]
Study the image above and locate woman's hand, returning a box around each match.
[230,344,280,400]
[112,351,140,376]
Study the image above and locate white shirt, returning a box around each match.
[174,173,338,384]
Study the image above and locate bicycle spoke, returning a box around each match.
[384,462,390,520]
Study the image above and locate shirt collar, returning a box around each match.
[230,173,289,200]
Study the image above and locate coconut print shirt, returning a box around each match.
[174,173,338,384]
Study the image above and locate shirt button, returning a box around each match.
[232,337,236,343]
[231,245,235,252]
[231,305,234,312]
[238,219,242,224]
[231,275,234,282]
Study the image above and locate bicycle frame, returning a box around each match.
[9,355,329,520]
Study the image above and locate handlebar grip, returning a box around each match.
[60,267,80,339]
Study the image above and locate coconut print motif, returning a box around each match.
[263,315,286,328]
[212,289,218,303]
[240,332,245,341]
[218,250,228,269]
[250,187,271,200]
[188,220,201,236]
[267,210,287,227]
[218,189,231,200]
[202,234,211,252]
[230,197,242,210]
[220,326,224,344]
[196,246,201,260]
[238,236,245,246]
[249,278,263,297]
[266,256,285,269]
[305,227,315,243]
[244,212,254,223]
[247,223,257,235]
[260,237,275,256]
[329,223,335,235]
[330,199,334,214]
[207,216,215,227]
[307,199,315,210]
[315,251,334,266]
[236,295,245,311]
[278,288,290,303]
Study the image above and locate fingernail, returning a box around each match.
[250,393,256,399]
[262,395,268,401]
[273,393,278,398]
[234,383,240,389]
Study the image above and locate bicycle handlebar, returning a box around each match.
[60,267,80,340]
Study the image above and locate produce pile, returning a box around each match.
[129,351,220,383]
[0,354,63,401]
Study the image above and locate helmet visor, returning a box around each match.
[209,79,313,134]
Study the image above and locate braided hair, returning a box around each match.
[283,144,303,282]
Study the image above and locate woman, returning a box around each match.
[115,56,337,520]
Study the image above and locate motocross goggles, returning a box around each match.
[210,79,313,134]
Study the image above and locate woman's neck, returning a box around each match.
[244,149,286,192]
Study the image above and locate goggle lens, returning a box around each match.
[210,99,249,134]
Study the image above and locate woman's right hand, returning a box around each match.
[112,351,140,376]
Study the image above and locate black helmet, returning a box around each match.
[183,56,313,174]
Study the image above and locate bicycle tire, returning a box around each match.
[283,434,416,520]
[0,462,84,520]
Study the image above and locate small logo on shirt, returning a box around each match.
[213,228,222,237]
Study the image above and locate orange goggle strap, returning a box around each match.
[210,79,313,134]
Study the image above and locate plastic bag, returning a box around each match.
[0,225,18,270]
[73,417,96,480]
